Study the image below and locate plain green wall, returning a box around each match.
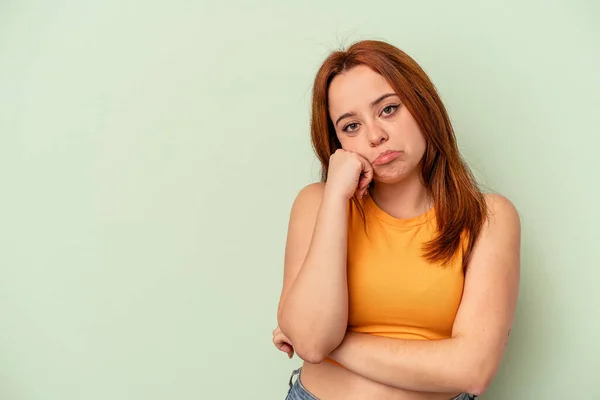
[1,1,598,398]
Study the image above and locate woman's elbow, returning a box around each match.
[295,345,328,364]
[277,324,337,364]
[276,321,326,363]
[466,375,492,397]
[464,358,500,396]
[293,339,335,364]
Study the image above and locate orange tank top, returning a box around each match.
[325,194,467,367]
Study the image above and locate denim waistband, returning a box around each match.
[286,368,477,400]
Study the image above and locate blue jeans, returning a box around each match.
[285,368,478,400]
[285,368,318,400]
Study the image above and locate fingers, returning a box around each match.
[275,339,294,358]
[278,343,294,358]
[356,155,374,199]
[272,327,295,359]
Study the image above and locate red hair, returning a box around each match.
[310,40,488,269]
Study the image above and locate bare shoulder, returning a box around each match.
[290,181,326,214]
[483,193,521,233]
[469,193,521,270]
[286,181,326,254]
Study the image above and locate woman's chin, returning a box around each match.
[373,169,418,185]
[373,175,407,185]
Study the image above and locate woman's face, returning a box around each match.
[328,65,427,184]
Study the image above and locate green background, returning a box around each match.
[1,1,598,398]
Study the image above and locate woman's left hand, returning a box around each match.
[273,326,295,359]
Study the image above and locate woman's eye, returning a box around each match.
[343,123,359,133]
[382,105,399,116]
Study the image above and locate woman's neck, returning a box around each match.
[369,173,432,219]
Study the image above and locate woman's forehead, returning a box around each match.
[328,66,396,113]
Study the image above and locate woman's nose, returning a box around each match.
[368,127,388,146]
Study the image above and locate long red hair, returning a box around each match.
[310,40,488,269]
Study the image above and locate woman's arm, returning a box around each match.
[277,182,350,363]
[329,194,521,396]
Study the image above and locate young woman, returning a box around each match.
[273,39,520,400]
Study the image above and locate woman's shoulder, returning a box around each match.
[291,182,326,208]
[475,193,521,254]
[296,181,326,197]
[287,182,327,219]
[482,193,520,225]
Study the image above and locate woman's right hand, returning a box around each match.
[326,149,374,200]
[272,326,294,359]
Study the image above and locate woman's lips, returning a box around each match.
[373,150,401,166]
